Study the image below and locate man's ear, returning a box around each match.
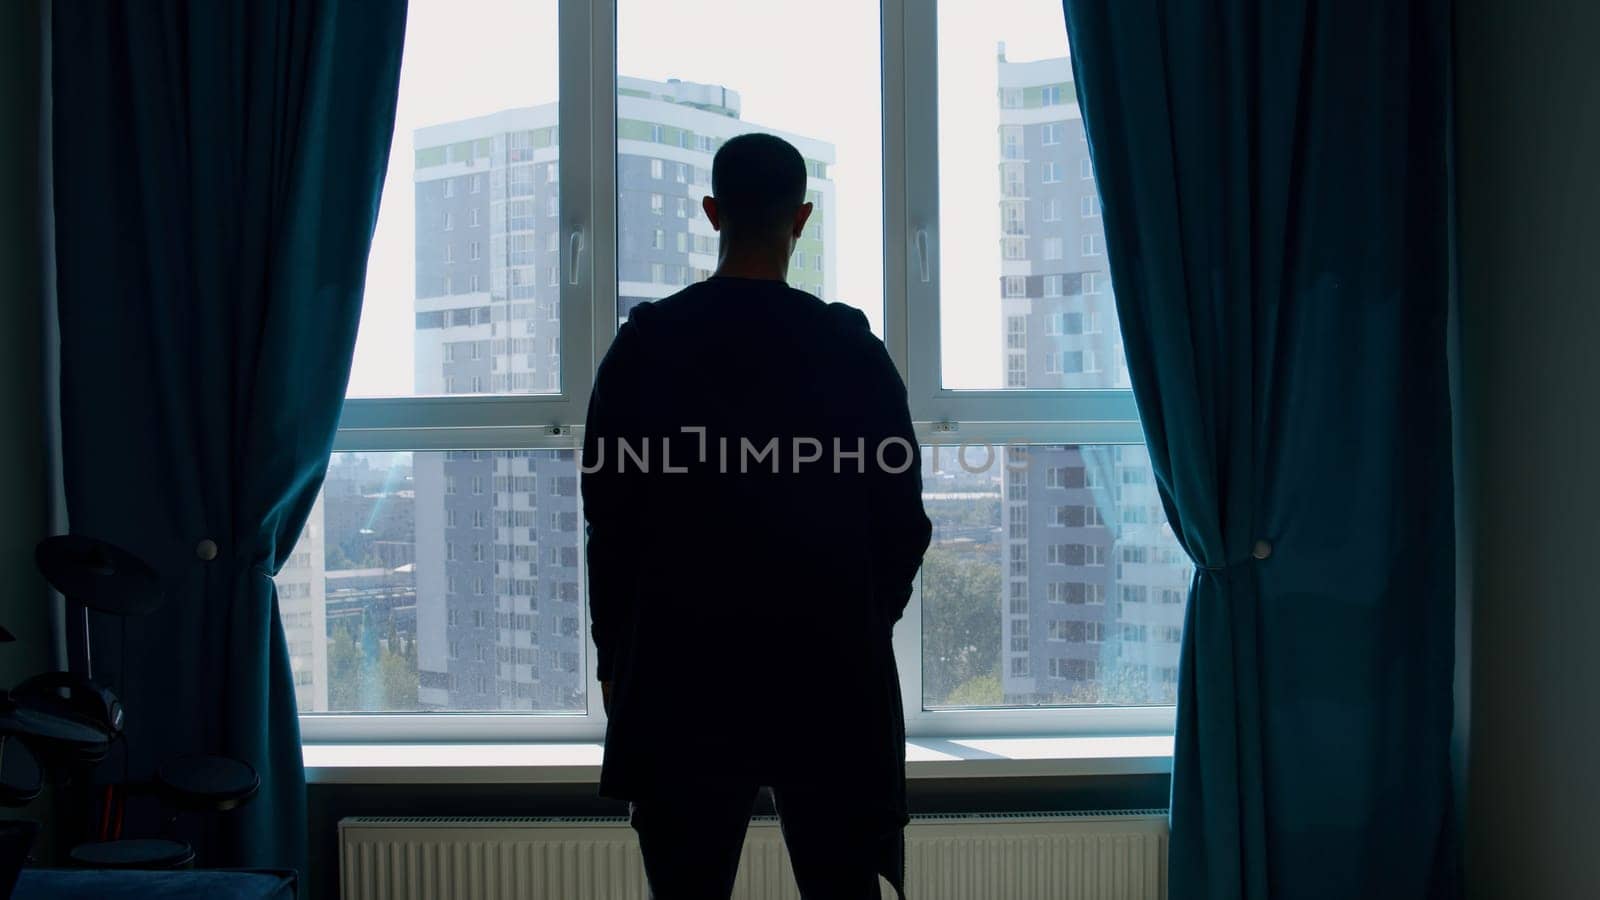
[702,195,721,231]
[792,201,814,239]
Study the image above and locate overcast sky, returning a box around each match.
[347,0,1071,397]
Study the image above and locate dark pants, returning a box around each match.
[629,779,898,900]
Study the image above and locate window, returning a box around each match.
[299,0,1175,743]
[1081,233,1102,256]
[443,211,453,231]
[1002,126,1023,160]
[1081,194,1099,218]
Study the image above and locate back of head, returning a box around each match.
[711,133,807,243]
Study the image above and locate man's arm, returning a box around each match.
[582,319,644,690]
[862,327,932,625]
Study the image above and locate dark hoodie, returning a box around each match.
[581,276,931,881]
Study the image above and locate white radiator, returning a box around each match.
[339,811,1168,900]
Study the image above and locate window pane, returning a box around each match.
[615,0,881,332]
[278,450,586,713]
[920,445,1190,708]
[937,1,1127,390]
[348,1,563,397]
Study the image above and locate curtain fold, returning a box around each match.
[1060,2,1457,897]
[51,0,406,874]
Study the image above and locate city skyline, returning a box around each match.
[277,55,1192,716]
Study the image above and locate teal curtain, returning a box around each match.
[51,0,406,875]
[1060,2,1457,898]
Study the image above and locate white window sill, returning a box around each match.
[302,735,1173,785]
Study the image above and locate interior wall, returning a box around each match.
[1456,1,1600,897]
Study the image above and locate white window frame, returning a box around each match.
[310,0,1167,746]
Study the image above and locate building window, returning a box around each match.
[1002,126,1023,160]
[1042,161,1062,183]
[650,193,663,215]
[1081,234,1102,256]
[650,159,663,179]
[1081,194,1100,218]
[442,179,454,199]
[1043,238,1064,260]
[1042,122,1061,145]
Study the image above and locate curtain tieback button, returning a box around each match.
[196,539,219,561]
[1251,539,1272,560]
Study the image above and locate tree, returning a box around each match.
[918,545,1002,705]
[378,642,419,711]
[944,672,1002,706]
[326,622,362,711]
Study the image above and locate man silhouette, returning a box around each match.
[582,132,931,900]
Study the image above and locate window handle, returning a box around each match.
[914,228,932,283]
[567,227,585,286]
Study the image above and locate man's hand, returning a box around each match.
[601,680,614,715]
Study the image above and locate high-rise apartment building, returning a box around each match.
[994,46,1188,705]
[409,77,836,711]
